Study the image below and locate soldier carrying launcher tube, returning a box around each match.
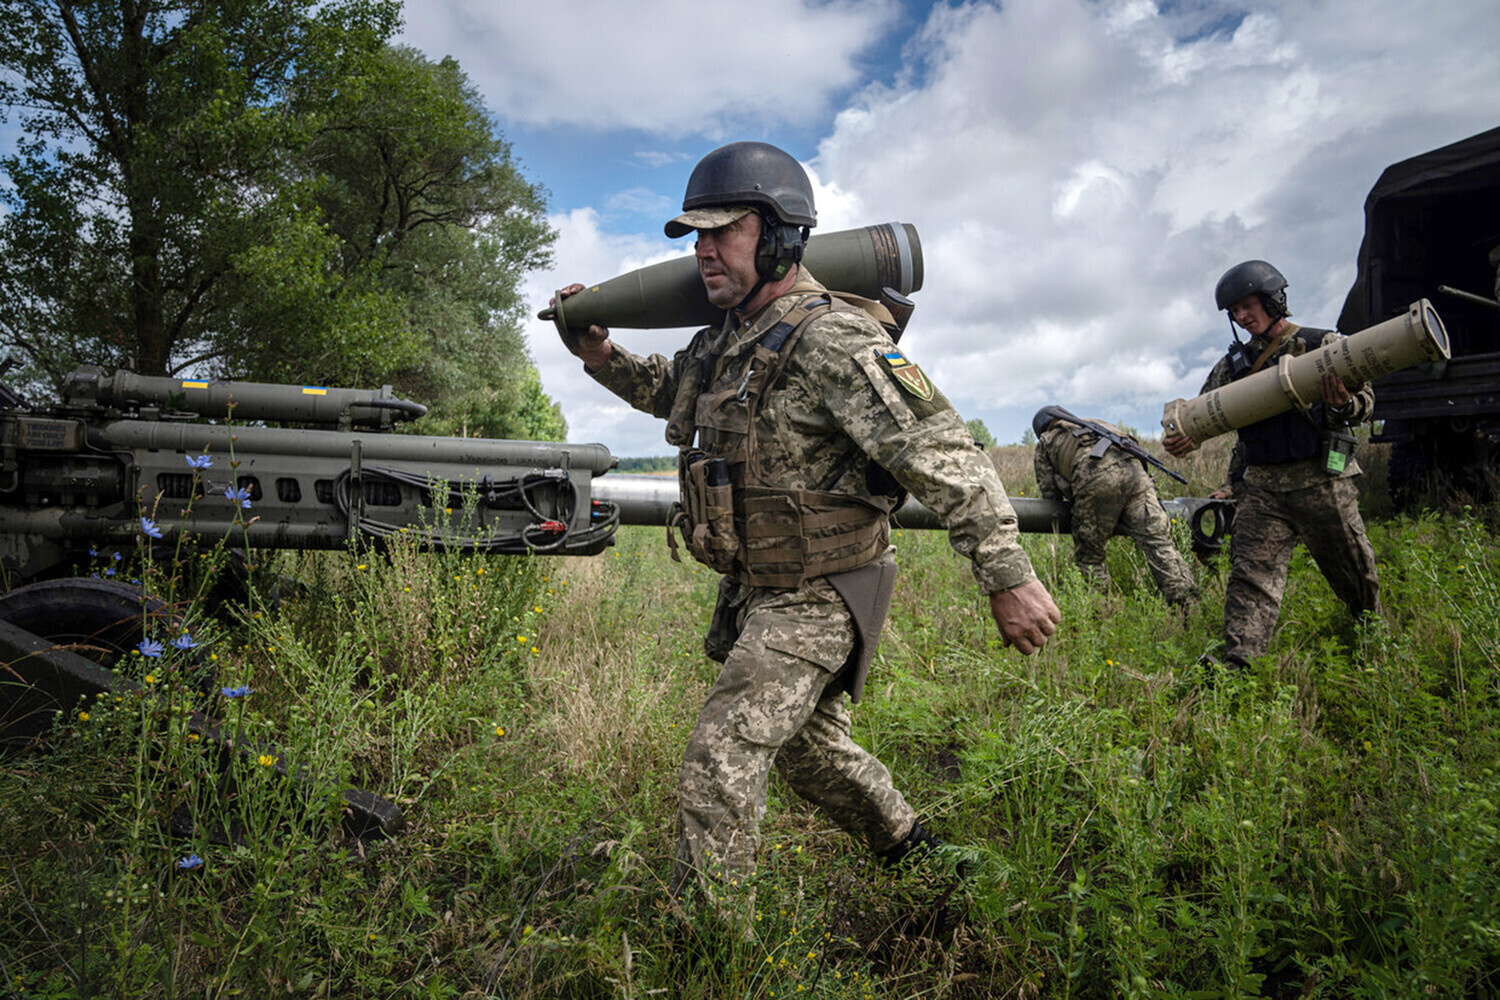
[551,141,1058,911]
[1164,260,1381,670]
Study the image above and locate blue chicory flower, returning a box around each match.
[138,637,164,658]
[140,516,164,539]
[176,854,204,870]
[185,454,213,469]
[223,485,252,509]
[104,567,116,577]
[220,685,253,698]
[172,633,197,651]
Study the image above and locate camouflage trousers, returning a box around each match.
[1069,454,1199,604]
[672,569,915,897]
[1223,477,1381,666]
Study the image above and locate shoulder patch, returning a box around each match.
[881,350,935,401]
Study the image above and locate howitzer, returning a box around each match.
[0,365,1230,835]
[0,365,626,837]
[0,365,623,585]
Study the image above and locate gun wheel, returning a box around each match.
[0,579,216,740]
[0,578,175,664]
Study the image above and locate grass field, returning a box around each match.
[2,438,1497,998]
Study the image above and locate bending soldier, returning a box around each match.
[1164,260,1381,668]
[553,141,1059,904]
[1032,407,1198,604]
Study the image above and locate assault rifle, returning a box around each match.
[1041,406,1188,485]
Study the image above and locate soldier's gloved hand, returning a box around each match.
[551,283,613,371]
[989,580,1061,655]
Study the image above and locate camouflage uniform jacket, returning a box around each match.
[589,269,1037,594]
[1198,323,1375,494]
[1033,418,1138,502]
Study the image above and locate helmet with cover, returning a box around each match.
[665,141,816,281]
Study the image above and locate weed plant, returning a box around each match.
[2,471,1498,997]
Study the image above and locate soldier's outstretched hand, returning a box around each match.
[989,579,1061,655]
[550,283,613,370]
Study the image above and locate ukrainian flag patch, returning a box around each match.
[301,386,329,396]
[881,350,934,401]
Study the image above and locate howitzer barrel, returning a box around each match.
[540,222,923,333]
[1161,299,1451,446]
[592,474,1064,530]
[96,421,614,472]
[589,475,1233,553]
[64,368,427,428]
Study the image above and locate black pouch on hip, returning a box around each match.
[704,575,745,663]
[1320,429,1359,475]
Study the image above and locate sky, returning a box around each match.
[406,0,1500,458]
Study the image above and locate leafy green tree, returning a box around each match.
[285,44,556,416]
[0,0,400,385]
[0,2,563,440]
[966,417,996,449]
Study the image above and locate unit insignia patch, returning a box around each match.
[881,350,935,401]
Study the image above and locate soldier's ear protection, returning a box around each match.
[754,209,808,280]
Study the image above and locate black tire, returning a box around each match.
[0,578,174,664]
[0,578,214,697]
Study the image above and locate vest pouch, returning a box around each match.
[1320,428,1358,476]
[679,451,741,574]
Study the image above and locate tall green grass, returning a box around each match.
[2,485,1497,997]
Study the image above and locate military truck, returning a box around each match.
[1337,125,1500,508]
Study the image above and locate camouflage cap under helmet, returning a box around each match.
[1215,260,1289,319]
[664,141,817,238]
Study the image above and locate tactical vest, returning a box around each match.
[1235,327,1329,466]
[669,294,895,589]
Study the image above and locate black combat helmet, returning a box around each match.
[671,141,817,231]
[1215,260,1289,319]
[1032,405,1069,438]
[665,141,816,284]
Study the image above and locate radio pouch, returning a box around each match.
[1320,429,1358,476]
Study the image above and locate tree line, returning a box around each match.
[0,0,564,440]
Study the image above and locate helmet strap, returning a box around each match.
[733,273,772,314]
